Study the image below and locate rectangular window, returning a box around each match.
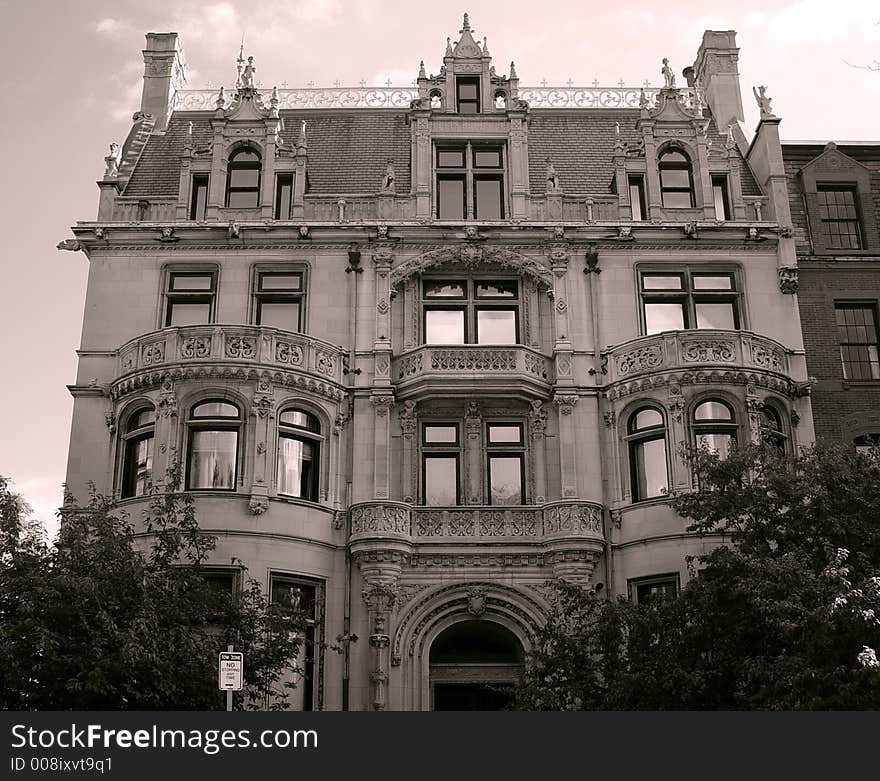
[189,174,209,221]
[254,271,304,332]
[456,77,480,113]
[486,423,524,505]
[836,303,880,380]
[422,424,460,505]
[818,186,862,249]
[435,143,505,220]
[628,175,646,221]
[629,574,680,605]
[269,574,323,711]
[275,174,293,220]
[422,278,519,345]
[165,271,216,327]
[712,175,730,221]
[640,269,739,335]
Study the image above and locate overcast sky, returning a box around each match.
[1,0,878,539]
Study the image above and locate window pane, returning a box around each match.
[129,408,156,431]
[642,275,683,290]
[171,274,213,291]
[167,302,211,326]
[257,301,301,330]
[424,281,466,298]
[644,302,685,333]
[188,430,237,489]
[695,432,734,459]
[474,149,501,167]
[475,281,517,298]
[636,580,677,604]
[695,302,736,330]
[192,402,238,418]
[277,435,317,499]
[629,181,644,221]
[191,177,208,221]
[694,401,733,421]
[632,408,663,431]
[280,410,320,432]
[489,456,523,505]
[437,150,464,167]
[633,437,667,500]
[232,150,260,163]
[661,190,693,208]
[693,275,734,290]
[458,83,478,99]
[660,169,690,189]
[661,151,688,164]
[123,436,153,498]
[713,182,728,220]
[474,178,503,219]
[275,178,292,220]
[259,274,302,291]
[488,425,522,444]
[424,457,458,505]
[425,309,465,344]
[229,168,260,188]
[424,425,458,444]
[476,309,517,344]
[227,190,259,208]
[438,178,465,219]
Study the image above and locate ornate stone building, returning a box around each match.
[60,18,814,710]
[781,141,880,446]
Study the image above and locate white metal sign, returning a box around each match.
[218,651,244,691]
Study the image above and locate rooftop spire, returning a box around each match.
[461,13,471,33]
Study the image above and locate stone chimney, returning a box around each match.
[692,31,744,134]
[140,33,186,130]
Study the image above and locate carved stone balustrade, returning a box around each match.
[110,197,178,223]
[603,330,793,391]
[392,345,553,398]
[111,324,345,401]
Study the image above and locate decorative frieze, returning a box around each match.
[350,503,411,537]
[681,340,735,363]
[543,502,603,536]
[181,336,211,359]
[616,345,662,376]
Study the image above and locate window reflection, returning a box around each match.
[628,407,668,501]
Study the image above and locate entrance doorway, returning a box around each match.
[429,620,524,711]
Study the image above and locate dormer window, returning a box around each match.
[226,148,261,208]
[435,143,505,220]
[817,185,862,249]
[456,77,480,113]
[659,149,694,208]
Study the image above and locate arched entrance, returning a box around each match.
[429,620,524,710]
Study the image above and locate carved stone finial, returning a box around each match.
[446,37,453,57]
[661,57,675,88]
[270,85,279,109]
[216,85,226,109]
[482,36,490,57]
[509,60,517,79]
[418,60,426,79]
[752,85,775,118]
[461,13,471,33]
[297,119,307,149]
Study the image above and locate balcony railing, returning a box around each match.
[115,324,344,384]
[392,344,553,394]
[602,330,791,384]
[110,197,177,223]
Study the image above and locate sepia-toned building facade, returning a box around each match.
[61,16,815,710]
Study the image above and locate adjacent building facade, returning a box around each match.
[61,17,815,710]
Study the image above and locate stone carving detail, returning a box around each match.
[350,504,411,536]
[544,503,603,535]
[555,298,567,313]
[225,336,257,359]
[528,400,547,436]
[141,342,165,366]
[377,298,389,314]
[180,336,211,359]
[778,267,798,294]
[751,344,784,371]
[104,143,121,178]
[315,351,335,376]
[467,585,486,616]
[554,394,578,415]
[681,340,736,363]
[275,340,304,366]
[524,352,548,378]
[248,496,269,515]
[371,395,395,416]
[397,352,423,379]
[448,511,475,537]
[431,349,516,371]
[752,85,775,118]
[398,399,417,434]
[616,345,662,375]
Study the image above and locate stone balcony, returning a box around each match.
[111,324,345,401]
[602,329,793,391]
[392,344,553,398]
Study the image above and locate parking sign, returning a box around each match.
[218,651,243,691]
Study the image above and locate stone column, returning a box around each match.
[362,584,398,711]
[139,33,186,131]
[412,112,432,219]
[529,401,548,504]
[464,401,483,505]
[551,247,574,388]
[372,248,394,388]
[371,394,394,499]
[666,382,689,490]
[554,393,579,498]
[399,401,418,504]
[153,378,179,486]
[508,111,528,219]
[248,379,274,515]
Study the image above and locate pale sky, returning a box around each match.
[1,0,878,539]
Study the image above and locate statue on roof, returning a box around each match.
[661,58,675,89]
[381,159,396,192]
[104,142,121,178]
[241,56,256,89]
[752,85,775,118]
[546,158,561,193]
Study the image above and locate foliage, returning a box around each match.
[0,472,307,710]
[513,443,880,710]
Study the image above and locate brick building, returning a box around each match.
[60,17,814,709]
[782,141,880,445]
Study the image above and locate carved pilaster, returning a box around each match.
[250,378,274,495]
[528,400,548,504]
[550,247,574,388]
[465,401,483,504]
[667,382,688,489]
[554,393,579,498]
[362,584,398,711]
[371,394,395,499]
[398,400,418,503]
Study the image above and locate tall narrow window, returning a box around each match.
[274,174,293,220]
[422,424,460,505]
[818,186,862,249]
[121,406,155,498]
[712,175,730,221]
[186,401,240,490]
[225,148,261,208]
[692,399,737,459]
[254,271,304,332]
[189,174,209,221]
[835,303,880,380]
[629,175,646,221]
[277,409,321,501]
[456,77,480,113]
[640,269,739,334]
[628,407,668,501]
[486,423,524,505]
[659,149,694,208]
[164,271,216,327]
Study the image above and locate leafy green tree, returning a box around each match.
[0,473,307,710]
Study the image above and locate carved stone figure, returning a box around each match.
[381,159,395,192]
[752,85,774,118]
[661,58,675,88]
[103,143,121,178]
[545,157,560,192]
[639,88,649,109]
[241,56,256,89]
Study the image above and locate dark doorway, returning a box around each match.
[433,682,514,711]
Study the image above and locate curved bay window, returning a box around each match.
[692,400,737,458]
[186,401,240,490]
[225,148,261,208]
[627,407,669,501]
[759,406,786,452]
[659,149,694,208]
[121,406,155,498]
[277,409,321,501]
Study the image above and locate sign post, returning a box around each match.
[219,645,243,711]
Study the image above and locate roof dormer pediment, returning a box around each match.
[451,13,483,60]
[798,142,872,178]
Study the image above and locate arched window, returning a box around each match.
[430,90,442,110]
[121,406,155,498]
[659,149,694,208]
[759,406,786,452]
[186,401,241,490]
[692,399,737,458]
[627,407,668,501]
[225,148,261,208]
[277,408,321,501]
[493,90,507,110]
